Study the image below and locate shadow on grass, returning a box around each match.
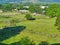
[10,41,34,45]
[10,41,22,45]
[9,37,35,45]
[0,26,26,42]
[0,43,8,45]
[51,43,60,45]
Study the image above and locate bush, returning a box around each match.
[25,14,32,20]
[25,14,35,20]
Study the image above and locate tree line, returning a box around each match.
[0,4,25,11]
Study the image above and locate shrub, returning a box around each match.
[25,14,35,20]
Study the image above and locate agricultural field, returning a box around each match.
[0,12,60,45]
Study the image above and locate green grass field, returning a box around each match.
[0,12,60,45]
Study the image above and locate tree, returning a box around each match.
[0,4,3,10]
[45,4,60,18]
[16,4,24,10]
[54,6,60,30]
[55,15,60,30]
[25,13,32,20]
[25,13,35,20]
[29,4,41,13]
[2,4,13,11]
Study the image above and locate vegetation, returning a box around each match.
[25,13,35,20]
[0,4,24,11]
[0,12,59,45]
[10,37,35,45]
[29,4,41,13]
[0,3,60,45]
[45,4,60,18]
[55,15,60,30]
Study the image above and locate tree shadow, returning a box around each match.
[0,26,26,42]
[10,41,22,45]
[51,43,60,45]
[0,43,8,45]
[10,41,35,45]
[9,37,35,45]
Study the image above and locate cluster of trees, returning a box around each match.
[55,15,60,30]
[0,4,25,12]
[44,4,60,30]
[45,4,60,18]
[29,4,42,13]
[0,4,43,13]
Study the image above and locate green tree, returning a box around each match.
[55,15,60,30]
[25,13,35,20]
[45,4,60,18]
[17,4,24,10]
[2,4,13,11]
[55,6,60,27]
[25,13,32,20]
[29,4,41,13]
[0,4,3,10]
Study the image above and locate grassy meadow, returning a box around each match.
[0,12,60,45]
